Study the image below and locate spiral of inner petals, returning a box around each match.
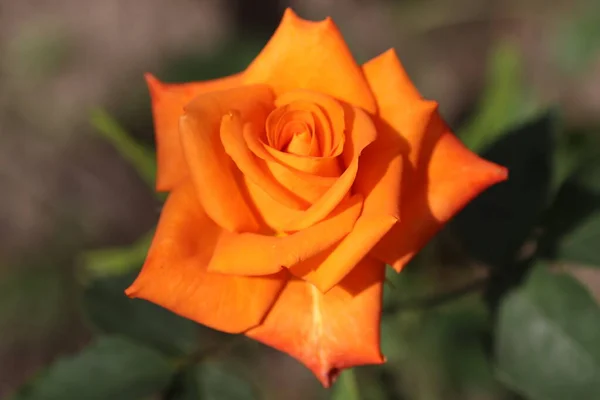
[266,106,320,157]
[264,90,347,161]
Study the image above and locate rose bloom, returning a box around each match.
[126,9,507,386]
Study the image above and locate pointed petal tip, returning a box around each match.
[477,159,509,188]
[144,73,162,94]
[143,72,157,83]
[124,284,137,298]
[312,353,386,388]
[495,164,509,182]
[379,47,399,62]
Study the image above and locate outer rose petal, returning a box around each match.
[243,8,376,114]
[145,73,241,191]
[363,49,508,271]
[179,85,274,232]
[290,213,397,292]
[208,195,363,275]
[247,257,386,387]
[125,182,287,333]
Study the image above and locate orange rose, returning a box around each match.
[126,9,507,386]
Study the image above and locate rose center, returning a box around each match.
[265,106,321,157]
[283,125,313,156]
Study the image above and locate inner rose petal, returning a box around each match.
[267,108,316,152]
[275,90,345,157]
[254,90,347,178]
[284,128,313,156]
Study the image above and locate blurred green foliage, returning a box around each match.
[82,272,202,357]
[9,337,175,400]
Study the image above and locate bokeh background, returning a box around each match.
[1,0,600,399]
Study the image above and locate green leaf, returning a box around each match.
[553,131,593,194]
[90,108,157,189]
[495,265,600,399]
[10,336,175,400]
[451,111,557,268]
[164,361,257,400]
[196,361,258,400]
[459,42,539,154]
[555,211,600,267]
[331,370,361,400]
[83,272,201,357]
[80,230,153,278]
[540,159,600,267]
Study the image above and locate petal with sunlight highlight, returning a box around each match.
[363,49,507,272]
[179,85,274,232]
[247,257,386,387]
[290,213,397,292]
[373,122,508,272]
[145,73,241,191]
[125,183,287,333]
[243,8,376,113]
[363,49,442,167]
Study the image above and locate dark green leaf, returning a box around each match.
[83,272,201,356]
[495,265,600,399]
[552,129,600,194]
[555,211,600,267]
[197,361,257,400]
[540,158,600,267]
[160,368,201,400]
[10,336,175,400]
[451,111,557,268]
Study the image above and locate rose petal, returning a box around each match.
[243,178,305,232]
[220,113,310,209]
[243,8,376,113]
[208,194,363,275]
[353,130,404,219]
[289,213,397,292]
[266,107,319,156]
[362,49,438,166]
[260,132,342,178]
[275,89,346,158]
[246,257,386,387]
[179,85,274,232]
[145,73,241,191]
[373,128,508,272]
[279,106,377,232]
[125,182,287,333]
[245,127,337,205]
[363,49,507,272]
